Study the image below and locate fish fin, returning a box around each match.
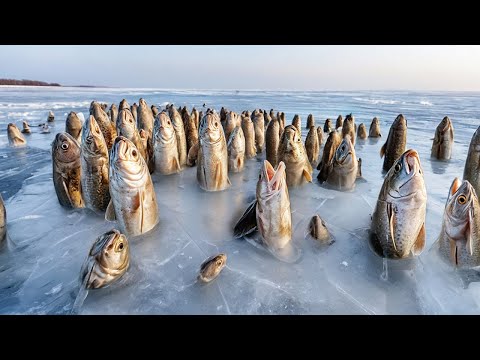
[131,191,141,211]
[316,160,322,171]
[187,143,199,166]
[380,142,386,158]
[467,210,474,256]
[101,164,109,185]
[412,223,426,256]
[214,162,227,189]
[62,179,73,207]
[303,167,313,182]
[357,158,362,178]
[369,231,385,258]
[173,156,181,172]
[233,200,258,238]
[387,202,398,252]
[105,199,116,221]
[450,239,458,265]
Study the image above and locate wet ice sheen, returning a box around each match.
[1,87,480,314]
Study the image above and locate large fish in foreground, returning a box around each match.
[464,125,480,197]
[234,160,299,262]
[80,229,130,289]
[431,116,454,160]
[380,114,407,172]
[370,149,427,259]
[325,135,358,191]
[437,178,480,268]
[106,136,159,236]
[277,125,312,187]
[0,193,6,245]
[154,111,181,175]
[81,116,110,213]
[7,123,26,147]
[52,132,84,209]
[197,111,231,191]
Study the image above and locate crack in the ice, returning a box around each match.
[334,284,376,315]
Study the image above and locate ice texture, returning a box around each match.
[1,87,480,314]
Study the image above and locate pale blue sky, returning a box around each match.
[1,45,479,90]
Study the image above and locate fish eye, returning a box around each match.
[341,145,345,151]
[458,195,467,205]
[394,163,402,173]
[118,242,124,250]
[167,120,171,125]
[61,142,69,150]
[258,173,262,180]
[215,122,218,127]
[132,149,137,157]
[216,260,223,266]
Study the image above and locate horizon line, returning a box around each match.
[1,85,480,93]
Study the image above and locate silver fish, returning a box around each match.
[0,193,6,245]
[370,149,427,259]
[80,229,130,289]
[168,106,187,167]
[227,126,245,173]
[116,108,148,163]
[431,116,454,160]
[241,114,257,159]
[252,109,265,153]
[380,114,407,172]
[234,161,297,262]
[66,112,83,143]
[369,117,381,138]
[438,178,480,268]
[137,98,155,173]
[325,135,358,191]
[81,116,110,213]
[91,102,116,150]
[464,125,480,198]
[106,136,159,236]
[197,111,231,191]
[198,253,227,283]
[305,126,320,168]
[7,123,26,147]
[277,125,313,187]
[52,132,84,208]
[154,111,181,175]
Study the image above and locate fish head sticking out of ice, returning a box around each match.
[438,178,480,268]
[198,253,227,283]
[370,149,427,259]
[80,229,130,290]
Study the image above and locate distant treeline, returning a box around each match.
[0,79,61,86]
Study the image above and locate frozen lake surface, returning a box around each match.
[1,86,480,314]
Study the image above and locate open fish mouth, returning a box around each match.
[337,151,352,165]
[403,149,420,175]
[263,160,285,192]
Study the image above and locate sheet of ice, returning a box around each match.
[1,87,480,314]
